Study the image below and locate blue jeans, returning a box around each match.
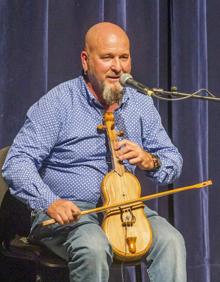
[30,201,186,282]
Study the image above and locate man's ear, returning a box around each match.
[81,50,88,72]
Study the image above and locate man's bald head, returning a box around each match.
[84,22,130,53]
[81,22,131,106]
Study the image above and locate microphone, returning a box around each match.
[120,73,220,102]
[119,73,163,96]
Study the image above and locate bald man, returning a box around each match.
[3,22,186,282]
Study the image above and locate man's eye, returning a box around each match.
[120,56,129,61]
[102,57,111,61]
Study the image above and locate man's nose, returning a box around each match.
[111,58,122,73]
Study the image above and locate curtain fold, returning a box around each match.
[170,1,210,281]
[0,0,49,145]
[1,1,220,281]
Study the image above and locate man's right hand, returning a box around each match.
[47,199,81,225]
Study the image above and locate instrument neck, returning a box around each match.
[105,112,125,176]
[108,136,125,176]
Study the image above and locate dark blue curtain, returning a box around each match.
[1,1,220,281]
[170,2,210,281]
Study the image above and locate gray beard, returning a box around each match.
[102,83,123,106]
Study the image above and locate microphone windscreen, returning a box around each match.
[119,73,133,86]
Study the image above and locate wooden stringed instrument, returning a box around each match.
[41,112,213,262]
[99,111,153,261]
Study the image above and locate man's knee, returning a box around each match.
[163,227,186,253]
[66,235,113,265]
[150,216,186,255]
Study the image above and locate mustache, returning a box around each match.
[106,74,121,78]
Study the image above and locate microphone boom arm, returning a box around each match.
[119,73,220,102]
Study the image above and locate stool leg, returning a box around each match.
[135,264,142,282]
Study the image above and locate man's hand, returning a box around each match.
[115,139,156,170]
[47,199,81,225]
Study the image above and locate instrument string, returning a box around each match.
[113,120,136,254]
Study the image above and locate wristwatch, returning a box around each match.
[150,154,161,171]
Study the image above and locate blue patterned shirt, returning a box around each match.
[2,76,182,211]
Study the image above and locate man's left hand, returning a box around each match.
[114,140,155,170]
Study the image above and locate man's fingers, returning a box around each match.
[47,199,81,224]
[115,139,133,149]
[118,151,137,161]
[128,157,142,165]
[70,206,81,221]
[54,214,65,225]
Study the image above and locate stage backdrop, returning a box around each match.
[0,1,220,282]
